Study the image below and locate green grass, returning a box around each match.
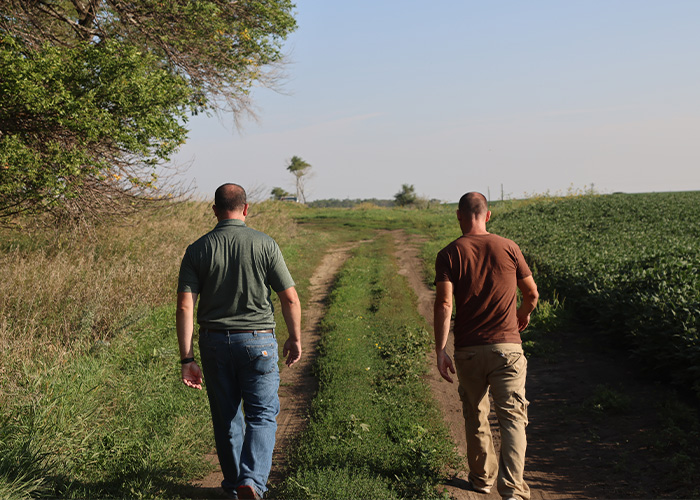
[655,396,700,495]
[0,305,213,499]
[0,200,321,498]
[4,192,700,498]
[274,235,456,499]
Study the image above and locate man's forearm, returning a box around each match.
[176,311,194,359]
[434,303,452,352]
[278,287,302,340]
[281,302,301,340]
[434,281,453,352]
[176,292,203,389]
[176,292,197,359]
[517,276,539,316]
[517,296,538,317]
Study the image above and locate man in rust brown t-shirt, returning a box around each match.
[434,192,538,500]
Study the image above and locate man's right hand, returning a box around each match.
[516,276,539,333]
[436,349,455,383]
[181,362,203,390]
[283,338,302,367]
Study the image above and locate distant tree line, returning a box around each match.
[307,198,396,208]
[270,181,442,208]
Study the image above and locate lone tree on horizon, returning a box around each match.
[394,184,418,206]
[287,156,311,203]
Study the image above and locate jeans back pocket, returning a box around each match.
[246,342,278,374]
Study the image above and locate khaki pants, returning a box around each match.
[454,343,530,500]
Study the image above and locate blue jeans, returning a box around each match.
[198,330,280,495]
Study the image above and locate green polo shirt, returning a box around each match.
[177,218,295,330]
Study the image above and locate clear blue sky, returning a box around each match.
[174,0,700,202]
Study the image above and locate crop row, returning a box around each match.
[489,192,700,397]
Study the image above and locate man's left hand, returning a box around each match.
[283,338,302,367]
[516,312,531,332]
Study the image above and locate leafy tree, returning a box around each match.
[394,184,418,206]
[270,187,290,200]
[0,37,190,221]
[0,0,297,221]
[287,155,311,203]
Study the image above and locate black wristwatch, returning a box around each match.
[180,357,196,365]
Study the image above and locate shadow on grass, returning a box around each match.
[55,464,226,499]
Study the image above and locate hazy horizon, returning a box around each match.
[174,1,700,203]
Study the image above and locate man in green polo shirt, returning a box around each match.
[176,183,301,500]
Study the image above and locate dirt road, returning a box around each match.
[392,231,675,499]
[191,231,677,499]
[187,243,360,498]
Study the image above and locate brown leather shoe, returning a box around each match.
[236,484,262,500]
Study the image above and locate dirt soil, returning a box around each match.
[186,243,361,498]
[392,231,680,500]
[189,231,683,499]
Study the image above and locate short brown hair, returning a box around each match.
[458,192,488,216]
[214,183,247,212]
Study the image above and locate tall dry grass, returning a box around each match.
[0,200,298,397]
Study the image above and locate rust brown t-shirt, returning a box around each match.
[435,233,532,347]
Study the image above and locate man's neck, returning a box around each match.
[462,228,489,236]
[217,213,245,223]
[460,221,489,236]
[457,210,490,236]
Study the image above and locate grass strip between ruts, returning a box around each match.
[274,234,457,500]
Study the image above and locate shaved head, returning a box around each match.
[458,192,489,217]
[214,183,247,212]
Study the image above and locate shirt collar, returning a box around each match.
[215,218,246,228]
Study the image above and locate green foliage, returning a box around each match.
[394,184,418,206]
[0,407,55,500]
[0,1,297,219]
[276,236,456,499]
[287,155,311,175]
[280,468,400,500]
[287,155,312,202]
[584,385,632,414]
[520,294,568,359]
[270,186,290,200]
[1,1,296,106]
[0,35,191,218]
[655,396,700,491]
[290,202,454,234]
[487,192,700,399]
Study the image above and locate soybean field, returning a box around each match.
[490,192,700,399]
